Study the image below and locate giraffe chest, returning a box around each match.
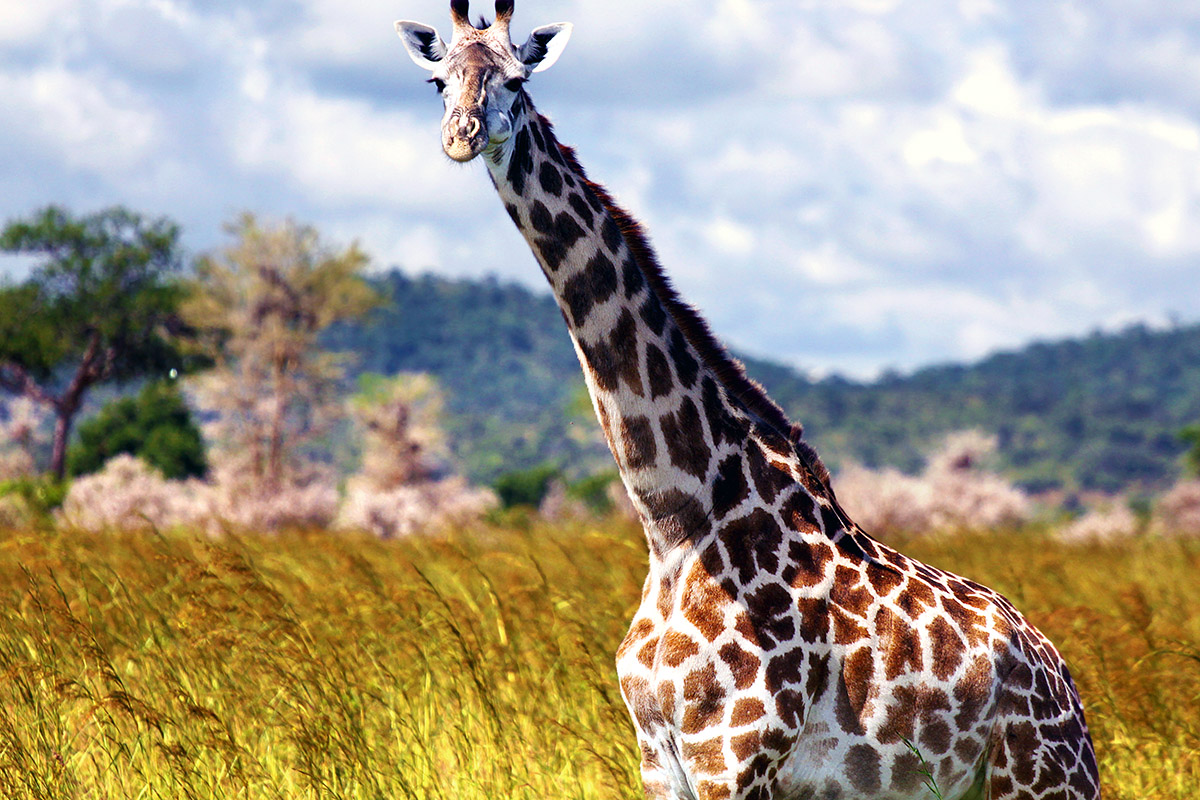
[613,539,1011,800]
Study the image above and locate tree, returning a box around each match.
[182,213,380,489]
[348,373,447,488]
[0,206,186,479]
[67,380,207,480]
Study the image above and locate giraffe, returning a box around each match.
[394,4,1102,798]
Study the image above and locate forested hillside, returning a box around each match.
[328,269,1200,492]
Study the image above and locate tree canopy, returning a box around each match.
[182,213,380,489]
[0,206,188,479]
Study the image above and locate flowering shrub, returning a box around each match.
[337,476,496,539]
[835,465,933,535]
[835,430,1031,537]
[58,455,201,533]
[1057,502,1140,543]
[334,375,495,537]
[537,480,589,520]
[55,370,496,537]
[1153,480,1200,538]
[202,464,340,534]
[0,398,49,481]
[58,456,339,535]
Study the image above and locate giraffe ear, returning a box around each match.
[519,22,572,73]
[395,20,448,70]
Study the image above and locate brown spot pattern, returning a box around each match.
[621,415,657,470]
[660,631,699,667]
[712,454,749,519]
[682,567,729,642]
[645,342,673,398]
[660,396,712,480]
[718,641,760,690]
[845,743,882,794]
[731,697,766,726]
[929,616,966,681]
[682,737,726,775]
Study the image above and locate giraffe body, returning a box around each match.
[395,5,1101,798]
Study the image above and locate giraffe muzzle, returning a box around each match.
[444,110,488,162]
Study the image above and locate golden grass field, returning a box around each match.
[0,518,1196,799]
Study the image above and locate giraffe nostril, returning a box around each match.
[466,117,482,138]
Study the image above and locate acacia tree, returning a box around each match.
[0,206,186,480]
[348,372,448,488]
[183,213,379,490]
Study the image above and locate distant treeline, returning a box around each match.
[327,269,1200,493]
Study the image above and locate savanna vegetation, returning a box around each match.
[0,519,1196,799]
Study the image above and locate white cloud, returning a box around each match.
[951,45,1028,117]
[703,216,756,257]
[91,0,199,76]
[228,85,495,217]
[0,0,75,44]
[0,64,160,174]
[902,113,978,168]
[1,0,1199,379]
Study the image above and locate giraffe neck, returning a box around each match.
[483,93,836,557]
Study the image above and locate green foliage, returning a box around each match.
[0,476,68,517]
[493,463,561,509]
[567,470,620,514]
[746,324,1200,493]
[1180,423,1200,477]
[67,380,206,480]
[0,205,186,383]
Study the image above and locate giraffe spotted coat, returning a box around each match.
[395,4,1102,798]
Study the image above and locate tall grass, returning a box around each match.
[0,520,1195,798]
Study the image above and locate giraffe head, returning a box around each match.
[396,0,572,162]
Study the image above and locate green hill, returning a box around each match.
[327,269,1200,492]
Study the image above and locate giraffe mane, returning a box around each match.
[533,114,835,493]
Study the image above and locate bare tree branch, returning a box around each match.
[0,362,59,408]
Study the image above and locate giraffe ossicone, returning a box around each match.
[395,3,1102,798]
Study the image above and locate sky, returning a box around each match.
[1,0,1198,379]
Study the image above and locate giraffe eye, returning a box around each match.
[504,78,526,92]
[428,78,446,94]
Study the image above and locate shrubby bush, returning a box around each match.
[494,463,561,509]
[68,380,207,479]
[54,370,497,537]
[58,455,201,533]
[1153,480,1200,537]
[537,472,628,520]
[205,464,341,533]
[835,430,1031,537]
[337,478,495,539]
[59,456,341,535]
[1057,501,1140,544]
[334,374,496,538]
